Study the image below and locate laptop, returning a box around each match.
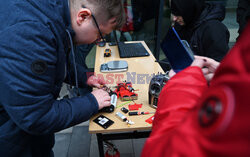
[113,31,150,58]
[161,27,194,73]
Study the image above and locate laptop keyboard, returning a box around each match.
[118,42,150,58]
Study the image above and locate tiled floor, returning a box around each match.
[53,122,92,157]
[53,8,239,157]
[53,122,147,157]
[89,134,147,157]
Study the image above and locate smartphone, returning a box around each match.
[100,60,128,73]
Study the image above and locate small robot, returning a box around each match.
[104,48,111,57]
[114,82,138,101]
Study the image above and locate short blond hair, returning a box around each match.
[70,0,126,29]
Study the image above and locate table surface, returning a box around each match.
[89,41,164,134]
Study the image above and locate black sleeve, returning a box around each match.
[201,20,230,61]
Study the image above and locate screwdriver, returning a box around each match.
[128,111,155,116]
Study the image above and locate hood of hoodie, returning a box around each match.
[193,2,226,29]
[171,0,205,26]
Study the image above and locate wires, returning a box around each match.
[66,29,80,96]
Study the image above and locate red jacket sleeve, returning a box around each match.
[142,66,208,157]
[142,22,250,157]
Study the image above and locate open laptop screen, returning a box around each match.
[113,31,150,58]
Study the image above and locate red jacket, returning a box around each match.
[121,0,134,32]
[141,22,250,157]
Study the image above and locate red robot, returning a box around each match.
[114,82,138,101]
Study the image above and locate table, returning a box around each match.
[89,41,164,157]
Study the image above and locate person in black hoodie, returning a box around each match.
[170,0,230,61]
[237,0,250,39]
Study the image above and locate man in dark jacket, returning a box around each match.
[0,0,125,156]
[237,0,250,39]
[170,0,230,61]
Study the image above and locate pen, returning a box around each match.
[128,112,155,116]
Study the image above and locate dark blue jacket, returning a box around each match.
[0,0,98,156]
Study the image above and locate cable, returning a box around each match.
[66,29,80,96]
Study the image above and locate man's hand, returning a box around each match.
[91,89,111,110]
[87,75,106,88]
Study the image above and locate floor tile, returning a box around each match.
[53,133,72,157]
[120,153,135,157]
[67,126,91,157]
[133,138,147,157]
[90,134,99,157]
[89,134,136,157]
[111,139,134,154]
